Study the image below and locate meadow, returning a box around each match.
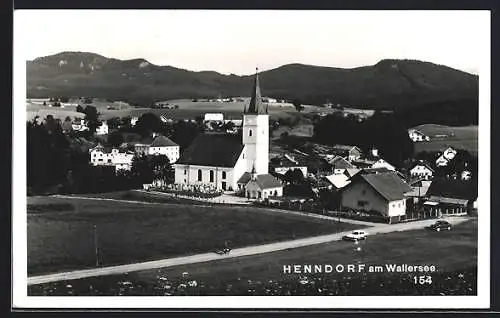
[29,219,477,296]
[27,195,358,275]
[412,124,478,155]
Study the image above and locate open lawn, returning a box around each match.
[412,124,478,155]
[27,196,359,275]
[28,219,477,296]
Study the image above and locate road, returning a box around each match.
[27,195,470,285]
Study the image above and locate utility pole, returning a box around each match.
[93,224,99,267]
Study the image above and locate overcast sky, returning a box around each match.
[15,10,489,75]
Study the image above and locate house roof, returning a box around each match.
[426,178,477,201]
[327,156,355,169]
[426,196,469,206]
[344,168,362,178]
[346,172,413,202]
[151,135,178,147]
[411,161,435,172]
[237,172,252,184]
[324,174,351,189]
[175,133,244,168]
[248,174,283,189]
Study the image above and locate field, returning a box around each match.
[29,219,477,296]
[412,124,478,155]
[27,195,359,275]
[26,97,334,123]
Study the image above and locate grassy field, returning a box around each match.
[26,98,334,122]
[412,124,478,155]
[27,196,359,275]
[29,219,477,296]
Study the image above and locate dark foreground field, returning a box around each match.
[29,219,477,296]
[27,196,359,275]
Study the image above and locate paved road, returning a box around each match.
[27,196,470,286]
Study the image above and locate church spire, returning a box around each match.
[245,67,267,114]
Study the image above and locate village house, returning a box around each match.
[95,121,109,135]
[340,171,413,223]
[130,117,139,127]
[330,145,363,162]
[204,113,224,122]
[326,156,355,174]
[173,69,283,198]
[435,147,458,167]
[72,119,89,132]
[270,154,308,177]
[133,134,180,163]
[408,128,430,142]
[410,161,435,180]
[371,158,396,171]
[89,144,135,172]
[323,173,351,191]
[421,178,478,217]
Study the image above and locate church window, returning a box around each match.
[184,169,187,175]
[249,130,252,137]
[198,169,202,181]
[222,171,226,179]
[210,170,214,182]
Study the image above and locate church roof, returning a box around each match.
[175,133,244,168]
[245,69,268,115]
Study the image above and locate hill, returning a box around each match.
[27,51,478,109]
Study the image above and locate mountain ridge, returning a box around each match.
[27,51,478,109]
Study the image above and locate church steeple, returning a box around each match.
[245,68,267,115]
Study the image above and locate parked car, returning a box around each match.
[342,230,368,241]
[427,220,452,231]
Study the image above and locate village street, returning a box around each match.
[27,194,471,286]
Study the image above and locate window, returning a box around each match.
[249,130,253,136]
[362,189,366,195]
[107,159,112,163]
[210,170,214,182]
[184,169,187,175]
[98,159,103,162]
[222,171,226,179]
[198,169,202,181]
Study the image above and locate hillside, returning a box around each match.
[27,51,478,109]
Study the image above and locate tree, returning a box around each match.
[107,131,124,147]
[292,99,304,112]
[83,105,100,134]
[171,120,201,150]
[150,155,174,185]
[284,168,304,185]
[106,117,121,130]
[135,113,163,137]
[76,105,85,113]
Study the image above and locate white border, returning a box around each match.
[12,10,490,309]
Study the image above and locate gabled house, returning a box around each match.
[323,173,351,191]
[436,147,458,167]
[422,177,478,217]
[95,121,109,135]
[340,171,413,223]
[243,170,284,199]
[133,134,180,163]
[371,158,396,171]
[326,156,355,174]
[331,145,362,162]
[270,154,308,177]
[89,144,134,172]
[410,161,434,180]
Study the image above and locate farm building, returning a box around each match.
[422,178,478,217]
[174,69,283,197]
[326,156,355,174]
[408,129,430,142]
[340,171,413,223]
[95,121,109,135]
[410,161,435,180]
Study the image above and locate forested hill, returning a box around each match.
[27,51,478,109]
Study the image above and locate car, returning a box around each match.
[342,230,368,241]
[427,220,452,232]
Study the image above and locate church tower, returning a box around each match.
[242,69,269,175]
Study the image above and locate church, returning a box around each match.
[173,70,283,199]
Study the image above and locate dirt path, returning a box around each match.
[27,196,470,285]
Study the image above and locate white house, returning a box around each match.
[72,119,89,132]
[436,147,458,167]
[410,162,435,180]
[408,129,430,142]
[271,154,308,177]
[323,173,351,190]
[95,121,109,135]
[204,113,224,122]
[340,172,413,223]
[174,69,283,198]
[133,135,180,163]
[371,159,396,171]
[131,117,139,126]
[89,144,134,172]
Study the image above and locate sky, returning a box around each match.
[15,10,489,75]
